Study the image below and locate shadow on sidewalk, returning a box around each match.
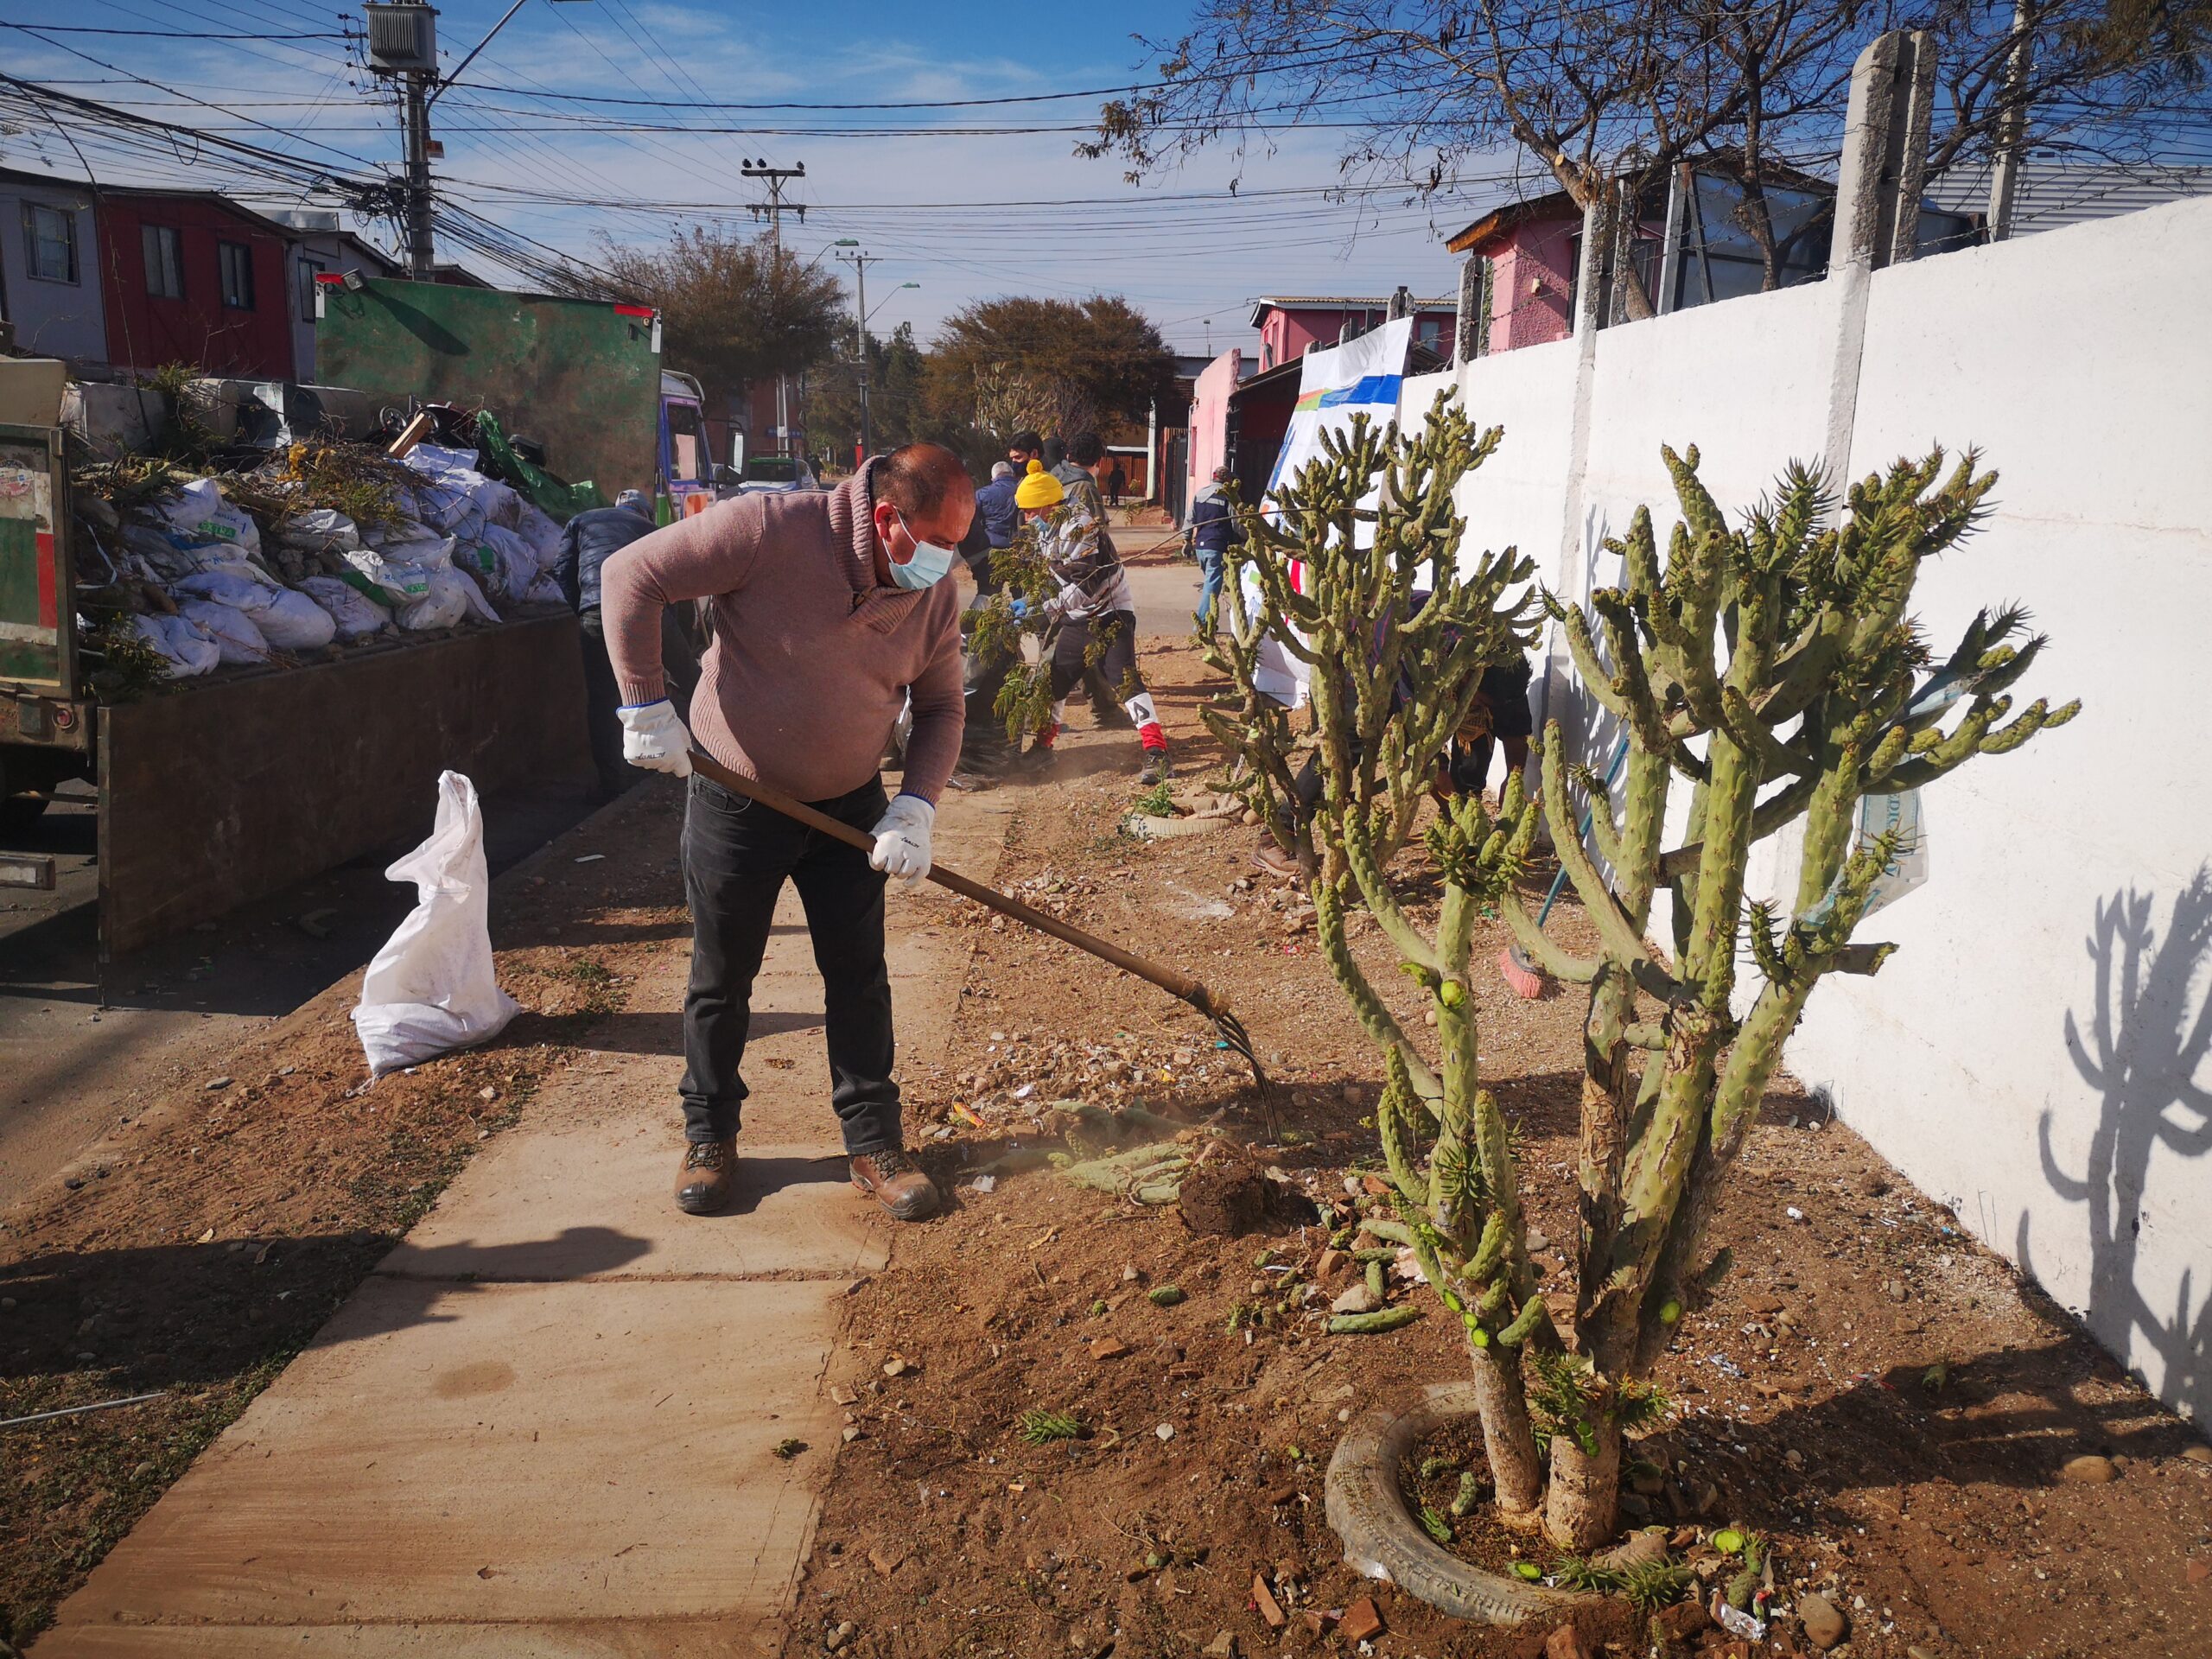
[0,1224,652,1393]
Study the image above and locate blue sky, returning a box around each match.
[0,0,1531,353]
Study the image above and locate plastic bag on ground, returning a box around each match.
[130,612,220,678]
[296,575,393,640]
[352,771,521,1077]
[175,596,271,664]
[170,569,336,652]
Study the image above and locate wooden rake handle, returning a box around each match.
[683,750,1218,1014]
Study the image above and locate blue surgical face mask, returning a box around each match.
[887,509,958,591]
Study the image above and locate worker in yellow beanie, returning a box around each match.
[1013,460,1172,785]
[1012,458,1065,511]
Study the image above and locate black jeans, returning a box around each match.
[679,772,901,1154]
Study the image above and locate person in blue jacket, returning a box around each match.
[556,491,700,800]
[1185,466,1243,635]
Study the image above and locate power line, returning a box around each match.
[0,23,350,39]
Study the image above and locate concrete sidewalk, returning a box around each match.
[36,786,1014,1657]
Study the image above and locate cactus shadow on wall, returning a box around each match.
[2033,866,2212,1423]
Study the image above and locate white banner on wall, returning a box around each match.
[1249,316,1415,707]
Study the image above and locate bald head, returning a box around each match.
[877,442,973,529]
[869,442,976,586]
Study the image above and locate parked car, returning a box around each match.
[723,454,819,497]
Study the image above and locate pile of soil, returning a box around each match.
[0,785,690,1647]
[786,638,2211,1659]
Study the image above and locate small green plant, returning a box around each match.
[1130,779,1175,818]
[1723,1530,1769,1612]
[1018,1408,1084,1444]
[1450,1469,1484,1517]
[1551,1550,1693,1612]
[772,1437,806,1460]
[1147,1284,1185,1308]
[1420,1503,1453,1544]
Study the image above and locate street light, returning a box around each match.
[865,282,920,330]
[832,252,918,463]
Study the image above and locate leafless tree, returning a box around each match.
[1088,2,2211,306]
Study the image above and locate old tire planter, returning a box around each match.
[1325,1381,1597,1627]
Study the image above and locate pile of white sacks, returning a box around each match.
[112,443,569,679]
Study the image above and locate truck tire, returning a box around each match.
[0,794,52,836]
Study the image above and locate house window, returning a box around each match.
[22,202,78,283]
[298,256,326,321]
[143,224,184,299]
[1675,175,1833,308]
[219,240,256,310]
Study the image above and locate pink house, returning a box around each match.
[1247,294,1457,372]
[1446,193,1586,353]
[1185,347,1242,493]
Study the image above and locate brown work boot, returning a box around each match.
[849,1148,940,1221]
[674,1138,737,1216]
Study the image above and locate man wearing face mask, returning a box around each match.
[601,443,972,1224]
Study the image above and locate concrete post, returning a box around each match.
[1988,1,2037,240]
[1455,259,1482,366]
[1824,30,1935,474]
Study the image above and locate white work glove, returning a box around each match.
[617,698,693,777]
[868,792,935,888]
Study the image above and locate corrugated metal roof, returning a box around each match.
[1924,162,2212,233]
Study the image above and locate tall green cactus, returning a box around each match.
[1218,415,2078,1556]
[1503,445,2078,1547]
[1211,400,1557,1513]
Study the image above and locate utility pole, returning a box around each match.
[835,246,877,464]
[366,1,591,279]
[743,159,805,455]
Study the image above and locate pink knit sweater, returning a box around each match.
[600,461,965,804]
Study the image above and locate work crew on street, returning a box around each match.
[601,444,974,1223]
[1014,460,1172,784]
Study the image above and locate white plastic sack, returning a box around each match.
[352,771,521,1077]
[514,502,563,568]
[345,536,452,607]
[156,478,259,556]
[170,569,336,652]
[297,575,393,640]
[403,444,518,544]
[461,523,543,603]
[363,519,452,561]
[175,597,270,664]
[130,612,220,678]
[397,564,500,632]
[277,507,363,554]
[122,522,247,582]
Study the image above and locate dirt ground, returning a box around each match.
[0,784,689,1648]
[785,636,2212,1659]
[9,626,2209,1658]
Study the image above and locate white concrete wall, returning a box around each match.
[1402,194,2212,1419]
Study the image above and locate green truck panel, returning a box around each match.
[315,281,662,500]
[0,425,73,694]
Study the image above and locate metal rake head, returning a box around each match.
[1205,1004,1278,1141]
